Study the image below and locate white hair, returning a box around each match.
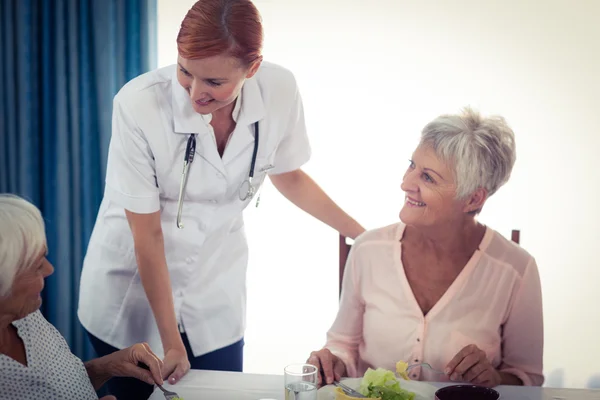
[419,107,516,200]
[0,194,47,297]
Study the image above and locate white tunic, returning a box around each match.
[0,311,98,399]
[77,61,311,358]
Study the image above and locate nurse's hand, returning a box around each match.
[307,348,347,387]
[162,347,191,384]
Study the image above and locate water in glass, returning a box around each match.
[285,381,317,400]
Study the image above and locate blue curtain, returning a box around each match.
[0,0,157,362]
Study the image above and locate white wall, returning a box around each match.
[158,0,600,389]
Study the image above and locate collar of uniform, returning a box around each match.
[231,87,242,122]
[220,76,265,164]
[171,66,265,135]
[236,74,265,125]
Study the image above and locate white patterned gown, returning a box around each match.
[0,310,98,399]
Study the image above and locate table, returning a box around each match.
[149,370,600,400]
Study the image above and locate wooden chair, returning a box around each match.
[338,229,521,296]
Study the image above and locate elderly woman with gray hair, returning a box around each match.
[309,108,544,388]
[0,195,164,399]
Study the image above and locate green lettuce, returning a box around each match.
[359,368,415,400]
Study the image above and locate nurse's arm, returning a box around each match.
[269,169,365,239]
[125,210,190,383]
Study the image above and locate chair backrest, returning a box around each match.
[338,229,521,296]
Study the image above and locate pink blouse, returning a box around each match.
[325,222,544,386]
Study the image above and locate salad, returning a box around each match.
[357,367,415,400]
[335,361,415,400]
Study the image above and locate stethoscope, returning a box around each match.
[176,121,260,229]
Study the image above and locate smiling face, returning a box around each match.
[176,54,261,115]
[0,249,54,321]
[399,145,486,228]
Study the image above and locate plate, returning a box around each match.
[317,378,437,400]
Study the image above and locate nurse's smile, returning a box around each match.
[195,98,214,106]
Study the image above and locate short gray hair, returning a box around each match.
[420,107,516,199]
[0,194,47,297]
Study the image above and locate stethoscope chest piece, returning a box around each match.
[239,178,256,201]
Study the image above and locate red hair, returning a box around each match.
[177,0,263,65]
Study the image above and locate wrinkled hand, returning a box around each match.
[445,344,501,388]
[307,348,347,387]
[162,347,190,385]
[108,342,163,386]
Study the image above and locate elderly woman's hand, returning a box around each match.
[85,342,164,390]
[445,344,501,388]
[106,343,164,386]
[307,348,347,387]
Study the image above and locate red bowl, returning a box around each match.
[435,385,500,400]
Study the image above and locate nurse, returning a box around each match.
[77,0,364,399]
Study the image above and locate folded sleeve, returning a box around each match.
[104,96,160,214]
[269,76,311,175]
[324,244,365,378]
[499,257,545,386]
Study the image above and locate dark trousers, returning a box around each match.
[87,330,244,400]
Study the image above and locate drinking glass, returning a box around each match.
[284,363,318,400]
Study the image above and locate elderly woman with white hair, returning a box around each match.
[0,194,164,399]
[308,108,544,388]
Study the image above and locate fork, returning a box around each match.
[406,362,446,375]
[138,362,181,400]
[333,381,367,398]
[155,382,181,400]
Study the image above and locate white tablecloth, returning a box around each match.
[149,370,600,400]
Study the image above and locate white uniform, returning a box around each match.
[77,62,311,358]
